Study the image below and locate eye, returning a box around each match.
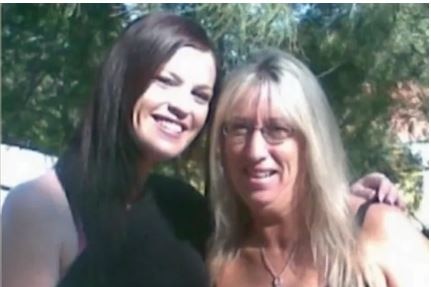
[155,75,176,86]
[224,121,250,136]
[266,124,294,140]
[192,91,211,104]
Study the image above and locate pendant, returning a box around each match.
[272,277,282,287]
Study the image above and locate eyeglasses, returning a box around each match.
[222,120,295,145]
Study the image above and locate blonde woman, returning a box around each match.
[207,50,428,286]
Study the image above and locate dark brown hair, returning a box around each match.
[57,12,221,253]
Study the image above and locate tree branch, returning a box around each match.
[317,61,346,78]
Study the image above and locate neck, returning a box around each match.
[126,158,154,204]
[137,159,153,184]
[251,210,308,251]
[248,187,312,254]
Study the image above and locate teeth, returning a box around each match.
[158,119,182,133]
[251,171,272,178]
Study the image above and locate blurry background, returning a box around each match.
[1,4,428,224]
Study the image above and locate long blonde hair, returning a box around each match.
[207,49,380,286]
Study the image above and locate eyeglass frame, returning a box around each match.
[221,120,296,145]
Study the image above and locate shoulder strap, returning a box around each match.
[355,201,374,227]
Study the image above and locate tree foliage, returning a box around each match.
[296,3,428,208]
[2,4,124,154]
[2,4,428,208]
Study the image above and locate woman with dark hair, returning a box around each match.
[2,12,404,287]
[3,12,219,287]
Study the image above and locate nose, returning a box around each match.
[167,90,193,119]
[245,129,269,162]
[168,103,189,119]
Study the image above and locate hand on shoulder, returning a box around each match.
[350,172,407,210]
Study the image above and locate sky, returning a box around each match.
[0,144,57,207]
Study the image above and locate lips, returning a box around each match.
[244,168,277,189]
[152,114,187,135]
[248,170,276,178]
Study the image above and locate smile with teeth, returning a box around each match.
[154,116,185,135]
[249,170,275,179]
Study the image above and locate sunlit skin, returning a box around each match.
[216,83,428,287]
[222,89,306,223]
[133,47,216,166]
[218,88,317,286]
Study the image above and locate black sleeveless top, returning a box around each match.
[57,173,212,287]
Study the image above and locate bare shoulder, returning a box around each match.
[2,169,77,287]
[2,169,75,255]
[358,204,429,287]
[359,203,424,243]
[3,169,69,221]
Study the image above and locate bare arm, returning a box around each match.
[360,204,428,287]
[2,177,66,287]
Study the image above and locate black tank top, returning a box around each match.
[56,172,212,287]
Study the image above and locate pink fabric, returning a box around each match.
[77,222,87,254]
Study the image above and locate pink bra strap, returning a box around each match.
[77,221,87,254]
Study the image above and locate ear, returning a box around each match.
[131,100,142,136]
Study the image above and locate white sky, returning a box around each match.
[1,144,57,207]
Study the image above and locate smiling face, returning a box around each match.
[132,46,216,163]
[221,86,304,216]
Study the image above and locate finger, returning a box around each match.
[377,178,392,203]
[352,186,376,200]
[379,188,390,203]
[380,183,408,210]
[395,198,407,211]
[384,190,398,205]
[363,172,386,189]
[394,192,408,210]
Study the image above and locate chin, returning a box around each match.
[138,137,190,160]
[247,193,278,210]
[152,148,184,162]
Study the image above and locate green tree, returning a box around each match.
[297,3,428,208]
[2,4,427,207]
[2,3,125,154]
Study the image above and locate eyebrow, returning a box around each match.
[165,71,213,92]
[229,116,287,122]
[228,117,250,122]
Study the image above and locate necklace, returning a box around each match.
[260,247,294,287]
[125,192,143,211]
[125,202,132,211]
